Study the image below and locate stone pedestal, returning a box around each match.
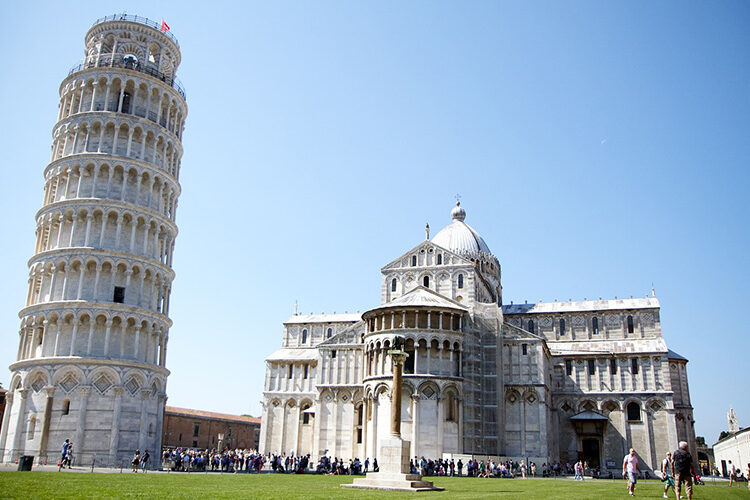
[343,436,443,492]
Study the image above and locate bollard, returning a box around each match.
[91,458,95,472]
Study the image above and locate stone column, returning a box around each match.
[109,386,124,463]
[138,389,151,452]
[390,352,407,437]
[371,396,379,459]
[74,386,91,456]
[411,393,420,458]
[0,391,14,462]
[38,386,56,461]
[311,399,321,459]
[153,394,167,458]
[11,389,29,461]
[457,398,464,454]
[330,396,339,457]
[437,396,444,457]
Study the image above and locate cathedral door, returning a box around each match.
[581,438,600,469]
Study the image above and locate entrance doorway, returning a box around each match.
[582,438,600,469]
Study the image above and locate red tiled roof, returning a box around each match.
[165,406,260,424]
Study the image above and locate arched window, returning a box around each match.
[302,404,311,424]
[411,256,417,267]
[27,416,36,440]
[437,254,442,265]
[62,399,70,416]
[423,276,429,287]
[559,318,566,336]
[301,329,308,344]
[592,317,599,335]
[391,278,397,292]
[327,328,332,338]
[631,358,639,374]
[627,402,641,421]
[627,315,634,334]
[528,320,534,333]
[288,364,294,378]
[457,274,464,289]
[446,392,458,422]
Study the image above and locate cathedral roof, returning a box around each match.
[431,202,492,257]
[503,297,660,314]
[667,349,688,361]
[265,347,319,362]
[377,286,468,311]
[284,313,362,324]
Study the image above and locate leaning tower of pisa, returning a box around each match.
[0,14,187,466]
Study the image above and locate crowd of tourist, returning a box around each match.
[160,446,582,480]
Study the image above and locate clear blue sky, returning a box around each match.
[1,1,748,445]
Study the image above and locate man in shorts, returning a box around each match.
[623,448,640,496]
[661,451,677,499]
[672,441,696,500]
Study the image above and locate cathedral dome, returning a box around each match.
[431,201,492,256]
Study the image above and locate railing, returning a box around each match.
[91,14,180,48]
[67,55,186,100]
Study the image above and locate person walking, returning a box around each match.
[59,439,70,471]
[661,451,677,499]
[728,460,736,487]
[672,441,696,500]
[132,449,141,473]
[141,449,150,473]
[623,448,641,496]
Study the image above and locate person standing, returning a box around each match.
[623,448,641,496]
[132,449,141,473]
[728,460,736,487]
[141,449,150,473]
[672,441,696,500]
[661,451,677,499]
[457,458,463,476]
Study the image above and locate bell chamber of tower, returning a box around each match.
[0,14,187,466]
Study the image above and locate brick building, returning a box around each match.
[162,406,260,451]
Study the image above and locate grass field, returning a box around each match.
[1,472,749,499]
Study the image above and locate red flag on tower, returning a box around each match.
[160,20,170,31]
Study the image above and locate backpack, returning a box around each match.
[672,450,692,474]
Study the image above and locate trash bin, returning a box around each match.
[18,455,34,471]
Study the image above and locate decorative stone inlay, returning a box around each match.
[640,312,654,326]
[526,393,537,404]
[31,377,45,393]
[605,315,621,327]
[572,315,585,326]
[561,402,572,412]
[93,374,113,394]
[59,374,79,393]
[540,317,553,327]
[422,386,435,399]
[125,377,140,395]
[325,395,333,402]
[341,394,349,402]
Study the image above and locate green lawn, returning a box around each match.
[0,472,748,499]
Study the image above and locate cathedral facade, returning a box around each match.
[259,202,696,474]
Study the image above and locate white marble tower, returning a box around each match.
[0,14,187,466]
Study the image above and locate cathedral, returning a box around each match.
[260,201,697,474]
